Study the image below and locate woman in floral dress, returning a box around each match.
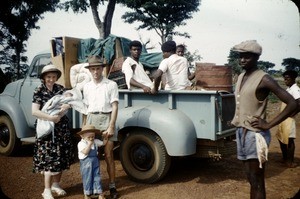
[32,64,74,199]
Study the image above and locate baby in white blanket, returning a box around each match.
[36,88,87,139]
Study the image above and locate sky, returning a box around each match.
[25,0,300,70]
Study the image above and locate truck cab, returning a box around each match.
[0,52,51,155]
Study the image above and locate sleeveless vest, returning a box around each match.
[231,69,268,132]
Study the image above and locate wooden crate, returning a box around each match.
[50,36,81,88]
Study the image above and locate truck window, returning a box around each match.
[29,55,51,78]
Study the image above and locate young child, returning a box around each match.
[77,125,107,199]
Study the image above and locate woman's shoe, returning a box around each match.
[51,186,67,196]
[42,191,54,199]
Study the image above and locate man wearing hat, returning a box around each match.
[276,70,299,168]
[151,40,191,93]
[82,55,119,199]
[77,125,107,199]
[231,40,297,198]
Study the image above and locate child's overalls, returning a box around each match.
[80,143,103,195]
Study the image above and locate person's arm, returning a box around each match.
[251,75,297,130]
[32,103,61,123]
[290,98,300,117]
[188,69,195,80]
[151,69,163,94]
[103,101,118,138]
[129,78,151,93]
[80,140,93,155]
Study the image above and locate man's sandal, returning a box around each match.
[51,186,67,196]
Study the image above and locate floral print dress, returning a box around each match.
[32,83,74,173]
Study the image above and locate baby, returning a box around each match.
[36,88,87,139]
[77,125,107,199]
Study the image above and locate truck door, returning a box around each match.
[19,53,51,128]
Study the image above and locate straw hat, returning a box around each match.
[77,124,101,136]
[85,55,107,68]
[40,64,62,80]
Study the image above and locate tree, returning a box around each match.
[0,0,59,80]
[226,50,241,82]
[282,57,300,72]
[62,0,117,39]
[119,0,201,44]
[257,60,275,72]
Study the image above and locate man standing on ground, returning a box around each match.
[151,41,191,93]
[231,40,297,199]
[276,70,299,168]
[122,40,153,93]
[83,55,119,199]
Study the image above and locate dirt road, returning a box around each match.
[0,102,299,199]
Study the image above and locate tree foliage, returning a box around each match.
[62,0,117,38]
[119,0,201,44]
[226,50,241,79]
[0,0,59,80]
[282,57,300,72]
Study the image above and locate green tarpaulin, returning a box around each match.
[77,34,163,69]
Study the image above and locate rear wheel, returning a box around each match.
[120,130,171,183]
[0,115,21,156]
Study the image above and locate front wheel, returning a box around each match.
[0,115,21,156]
[120,130,171,183]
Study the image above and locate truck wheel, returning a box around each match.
[120,130,171,183]
[0,116,21,156]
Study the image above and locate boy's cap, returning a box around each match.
[77,124,101,136]
[232,40,262,55]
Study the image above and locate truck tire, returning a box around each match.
[0,115,21,156]
[120,130,171,183]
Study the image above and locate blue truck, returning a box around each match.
[0,37,236,183]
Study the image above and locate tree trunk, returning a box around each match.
[103,0,116,38]
[90,0,104,38]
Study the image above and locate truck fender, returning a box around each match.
[0,95,34,138]
[117,105,197,156]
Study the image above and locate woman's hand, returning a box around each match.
[59,104,71,115]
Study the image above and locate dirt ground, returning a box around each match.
[0,102,299,199]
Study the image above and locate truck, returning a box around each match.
[0,36,236,183]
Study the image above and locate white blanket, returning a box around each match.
[69,63,91,91]
[36,88,87,139]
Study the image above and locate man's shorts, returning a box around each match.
[236,127,271,161]
[87,113,118,142]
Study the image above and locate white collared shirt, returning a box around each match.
[158,54,191,90]
[122,57,153,89]
[77,138,103,159]
[287,83,300,100]
[83,77,119,113]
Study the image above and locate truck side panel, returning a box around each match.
[118,90,235,141]
[117,106,197,156]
